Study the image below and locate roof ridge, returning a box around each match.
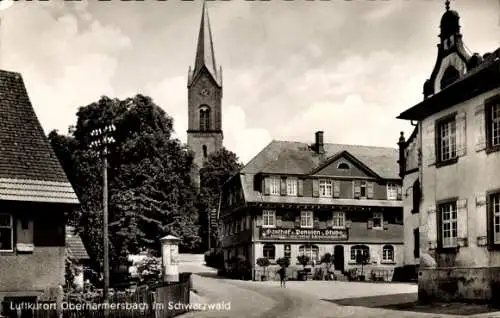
[272,139,397,150]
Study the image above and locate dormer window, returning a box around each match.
[269,176,280,195]
[337,163,350,170]
[440,66,460,90]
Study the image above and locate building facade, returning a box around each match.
[398,3,500,302]
[187,2,223,183]
[219,131,404,280]
[0,70,79,315]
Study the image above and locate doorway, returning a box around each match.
[334,245,344,273]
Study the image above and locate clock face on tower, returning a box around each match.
[200,88,210,96]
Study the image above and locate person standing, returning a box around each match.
[278,267,286,288]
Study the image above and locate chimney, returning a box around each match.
[315,131,325,154]
[397,131,406,178]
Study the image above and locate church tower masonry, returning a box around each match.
[187,1,223,184]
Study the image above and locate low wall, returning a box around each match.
[419,267,500,303]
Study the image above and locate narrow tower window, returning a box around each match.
[203,145,208,158]
[199,105,211,131]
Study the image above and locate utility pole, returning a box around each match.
[90,124,116,313]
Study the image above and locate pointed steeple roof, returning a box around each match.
[188,1,222,87]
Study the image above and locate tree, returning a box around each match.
[256,257,270,280]
[320,253,334,273]
[297,255,310,270]
[198,148,242,251]
[49,95,201,274]
[356,250,370,279]
[276,257,290,268]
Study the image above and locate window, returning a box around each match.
[337,163,350,170]
[440,66,460,89]
[412,179,421,214]
[284,244,291,259]
[299,244,319,262]
[382,245,394,262]
[387,183,398,200]
[491,192,500,244]
[199,106,211,131]
[269,177,280,195]
[246,215,251,230]
[0,213,13,251]
[319,180,332,197]
[350,245,369,261]
[486,100,500,150]
[437,117,457,162]
[263,244,275,260]
[301,211,313,228]
[360,181,367,197]
[202,145,208,158]
[332,211,345,228]
[372,212,383,229]
[286,178,297,196]
[439,201,458,248]
[262,210,276,228]
[413,228,420,258]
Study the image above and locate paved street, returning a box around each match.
[176,254,500,318]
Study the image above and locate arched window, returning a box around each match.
[202,145,208,158]
[350,245,369,261]
[199,105,211,131]
[299,244,319,262]
[382,245,394,262]
[337,163,350,170]
[440,66,460,90]
[263,244,275,260]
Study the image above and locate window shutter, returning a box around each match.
[367,219,373,229]
[427,205,438,248]
[333,180,340,198]
[457,199,468,246]
[353,181,361,199]
[367,182,374,199]
[313,217,320,229]
[263,177,270,195]
[456,111,467,157]
[280,177,287,196]
[312,179,319,197]
[423,123,436,166]
[475,194,490,246]
[297,179,304,197]
[474,104,486,152]
[383,220,389,230]
[295,215,301,227]
[256,215,263,227]
[396,185,402,200]
[276,215,283,228]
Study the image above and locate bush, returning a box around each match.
[277,257,290,268]
[136,256,162,285]
[297,255,310,269]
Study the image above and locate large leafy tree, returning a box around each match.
[198,148,242,251]
[49,94,201,272]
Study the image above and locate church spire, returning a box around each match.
[189,1,221,87]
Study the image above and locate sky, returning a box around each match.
[0,0,499,164]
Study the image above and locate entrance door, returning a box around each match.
[334,245,344,273]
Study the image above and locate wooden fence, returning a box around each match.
[4,280,190,318]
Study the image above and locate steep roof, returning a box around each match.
[242,140,399,179]
[66,226,89,260]
[188,1,222,87]
[0,70,78,204]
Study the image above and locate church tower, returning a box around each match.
[187,1,223,182]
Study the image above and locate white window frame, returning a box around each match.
[440,202,458,248]
[269,176,280,196]
[286,177,297,196]
[331,211,345,229]
[301,211,313,228]
[382,245,394,262]
[387,183,398,200]
[492,103,500,147]
[492,193,500,243]
[350,245,369,261]
[438,119,457,162]
[0,213,13,252]
[319,180,332,197]
[360,181,367,198]
[299,244,319,262]
[262,210,276,228]
[263,244,276,260]
[372,212,383,229]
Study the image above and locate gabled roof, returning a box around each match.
[242,140,399,179]
[66,226,89,260]
[188,1,222,87]
[0,70,78,204]
[309,150,380,178]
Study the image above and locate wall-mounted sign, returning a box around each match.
[260,228,348,241]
